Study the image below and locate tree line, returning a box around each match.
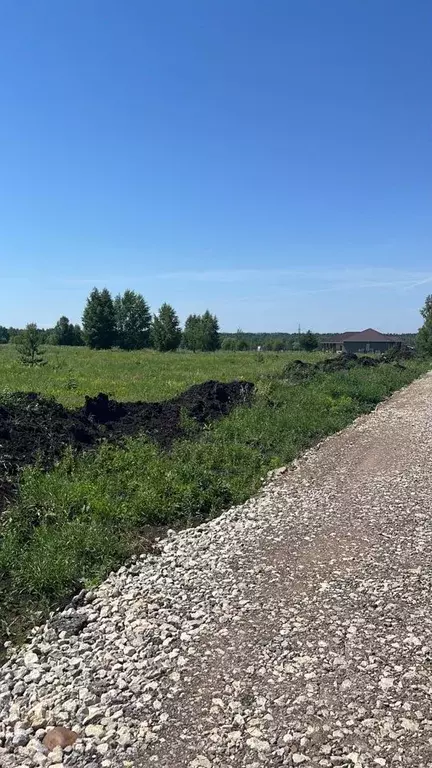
[80,288,221,351]
[0,288,222,353]
[5,285,428,356]
[0,287,320,353]
[221,330,319,352]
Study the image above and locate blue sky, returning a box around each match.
[1,0,431,332]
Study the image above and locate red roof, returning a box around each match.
[324,332,357,343]
[343,328,396,343]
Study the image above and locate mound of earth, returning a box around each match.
[0,391,99,476]
[0,380,253,509]
[80,380,253,446]
[280,358,312,381]
[316,351,357,371]
[283,351,397,381]
[383,343,415,361]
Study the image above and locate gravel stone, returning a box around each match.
[23,652,38,669]
[2,373,432,766]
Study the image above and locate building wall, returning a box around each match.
[343,340,396,353]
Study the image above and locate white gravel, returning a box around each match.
[1,373,432,767]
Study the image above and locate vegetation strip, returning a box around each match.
[0,355,429,657]
[0,380,253,510]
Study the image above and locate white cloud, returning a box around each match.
[151,266,432,293]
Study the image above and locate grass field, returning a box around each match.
[0,345,429,653]
[0,344,326,406]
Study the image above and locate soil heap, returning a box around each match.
[0,380,253,509]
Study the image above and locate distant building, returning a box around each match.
[322,328,399,354]
[321,331,357,353]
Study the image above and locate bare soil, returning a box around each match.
[0,380,253,509]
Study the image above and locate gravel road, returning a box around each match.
[2,373,432,768]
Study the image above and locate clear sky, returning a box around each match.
[1,0,431,332]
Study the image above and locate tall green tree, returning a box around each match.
[417,294,432,356]
[114,290,151,349]
[151,303,182,351]
[0,326,9,344]
[200,310,221,351]
[73,325,84,346]
[183,311,220,351]
[300,330,319,352]
[183,314,202,351]
[82,288,116,349]
[52,316,83,346]
[15,323,46,366]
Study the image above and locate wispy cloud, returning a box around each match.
[54,267,432,297]
[152,267,432,293]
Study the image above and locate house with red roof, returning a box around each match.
[322,328,399,354]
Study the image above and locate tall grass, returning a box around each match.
[0,345,326,406]
[0,354,428,653]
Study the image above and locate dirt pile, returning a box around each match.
[316,352,379,373]
[280,358,312,381]
[283,351,397,382]
[0,380,253,508]
[81,380,253,446]
[0,392,98,482]
[382,343,415,362]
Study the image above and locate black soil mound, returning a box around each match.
[0,380,253,508]
[81,380,253,444]
[0,392,98,471]
[283,351,399,382]
[317,352,381,372]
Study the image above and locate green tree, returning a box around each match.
[183,311,220,351]
[221,336,236,351]
[114,290,151,349]
[300,330,319,352]
[151,303,182,351]
[82,288,116,349]
[270,338,286,352]
[183,314,202,351]
[52,316,79,346]
[72,325,84,346]
[236,338,249,351]
[0,326,9,344]
[15,323,46,366]
[200,310,220,351]
[417,294,432,356]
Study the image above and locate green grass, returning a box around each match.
[0,344,327,406]
[0,346,429,653]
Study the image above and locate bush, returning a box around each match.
[383,343,414,361]
[221,337,236,351]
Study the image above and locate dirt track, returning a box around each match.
[140,373,432,767]
[2,373,432,767]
